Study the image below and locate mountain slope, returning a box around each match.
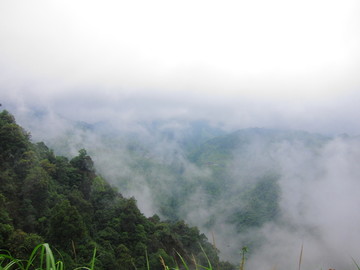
[0,110,234,270]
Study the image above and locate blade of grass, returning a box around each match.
[0,253,19,269]
[197,244,212,270]
[44,243,57,270]
[0,256,23,270]
[145,249,150,270]
[56,260,64,270]
[89,247,97,270]
[298,244,303,270]
[175,251,190,270]
[239,246,248,270]
[74,247,97,270]
[25,243,45,270]
[159,256,170,270]
[352,257,360,270]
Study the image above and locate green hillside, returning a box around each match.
[0,110,234,270]
[5,107,336,266]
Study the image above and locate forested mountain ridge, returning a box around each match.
[0,110,234,270]
[4,106,349,268]
[18,109,336,265]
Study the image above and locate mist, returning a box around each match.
[3,99,360,269]
[248,138,360,268]
[2,0,360,268]
[248,137,360,269]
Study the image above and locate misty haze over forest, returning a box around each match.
[1,0,360,269]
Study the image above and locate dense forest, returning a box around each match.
[0,110,235,269]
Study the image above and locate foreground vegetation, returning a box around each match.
[0,243,96,270]
[0,243,221,270]
[4,243,360,270]
[0,110,234,269]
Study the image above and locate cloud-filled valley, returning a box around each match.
[2,103,360,269]
[1,0,360,268]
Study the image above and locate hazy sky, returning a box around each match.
[1,0,360,133]
[2,3,360,267]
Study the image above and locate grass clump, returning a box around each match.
[0,243,96,270]
[1,243,215,270]
[158,244,213,270]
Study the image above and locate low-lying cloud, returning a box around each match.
[2,98,360,269]
[1,0,360,268]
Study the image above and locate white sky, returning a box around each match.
[1,0,360,133]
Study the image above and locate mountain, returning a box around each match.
[189,127,329,164]
[0,110,234,270]
[4,107,360,269]
[8,107,345,265]
[186,127,330,225]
